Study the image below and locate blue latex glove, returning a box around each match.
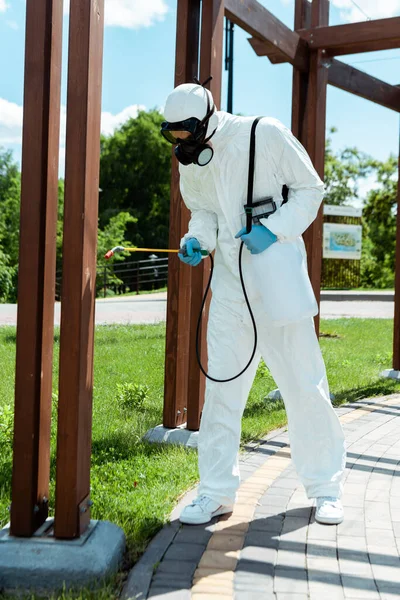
[235,224,278,255]
[178,237,203,266]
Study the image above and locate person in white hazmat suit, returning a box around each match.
[161,82,346,526]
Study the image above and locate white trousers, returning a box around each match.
[197,295,347,506]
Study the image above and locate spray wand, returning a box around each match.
[104,245,209,260]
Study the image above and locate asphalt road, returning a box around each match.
[0,292,394,326]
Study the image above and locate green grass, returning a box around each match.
[0,318,399,599]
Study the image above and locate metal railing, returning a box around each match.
[55,257,168,299]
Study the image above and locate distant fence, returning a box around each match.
[56,257,168,299]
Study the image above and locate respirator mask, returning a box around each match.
[161,81,217,167]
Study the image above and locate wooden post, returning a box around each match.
[10,0,63,537]
[393,123,400,370]
[186,0,224,431]
[293,0,329,334]
[163,0,201,429]
[54,0,104,539]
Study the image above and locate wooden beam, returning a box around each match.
[186,0,224,432]
[393,129,400,370]
[224,0,309,72]
[301,0,330,334]
[328,59,400,114]
[299,16,400,56]
[54,0,104,539]
[11,0,62,537]
[249,37,400,114]
[248,37,288,65]
[292,0,311,141]
[163,0,201,429]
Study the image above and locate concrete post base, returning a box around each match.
[381,369,400,380]
[144,423,199,448]
[0,519,125,596]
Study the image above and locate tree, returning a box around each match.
[360,155,397,288]
[0,149,20,301]
[99,110,171,251]
[324,128,374,206]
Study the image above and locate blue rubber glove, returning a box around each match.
[178,237,203,266]
[235,224,278,255]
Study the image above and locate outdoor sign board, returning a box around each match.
[323,223,362,260]
[323,205,363,217]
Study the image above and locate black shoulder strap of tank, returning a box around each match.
[245,117,262,233]
[245,117,289,232]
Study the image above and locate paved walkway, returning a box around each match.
[0,293,394,326]
[122,394,400,600]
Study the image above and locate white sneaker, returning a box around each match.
[179,495,233,525]
[315,496,344,525]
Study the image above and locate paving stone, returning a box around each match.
[274,567,308,594]
[281,516,309,534]
[269,478,300,490]
[308,521,338,541]
[239,545,278,567]
[340,575,380,599]
[275,595,309,600]
[285,505,313,518]
[244,531,280,549]
[249,515,284,533]
[307,540,337,559]
[234,592,275,600]
[367,544,399,566]
[276,548,306,570]
[151,572,193,588]
[175,526,213,546]
[148,587,191,599]
[259,494,290,508]
[207,532,244,552]
[162,542,206,562]
[307,556,340,575]
[157,560,199,577]
[337,519,366,537]
[342,494,364,508]
[264,487,294,498]
[198,549,238,571]
[366,528,397,548]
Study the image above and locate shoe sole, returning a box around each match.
[315,514,344,525]
[179,505,233,525]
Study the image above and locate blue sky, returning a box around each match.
[0,0,400,202]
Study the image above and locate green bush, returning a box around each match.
[0,403,13,451]
[115,382,150,411]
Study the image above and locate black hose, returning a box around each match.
[195,242,258,382]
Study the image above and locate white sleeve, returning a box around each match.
[260,119,325,242]
[179,172,218,253]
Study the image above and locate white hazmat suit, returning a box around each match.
[164,84,346,509]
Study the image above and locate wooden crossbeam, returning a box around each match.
[249,37,400,113]
[299,17,400,56]
[224,0,309,71]
[328,59,400,113]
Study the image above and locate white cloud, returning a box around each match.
[101,104,146,136]
[63,0,168,29]
[6,20,18,30]
[0,98,147,176]
[0,0,8,13]
[278,0,400,21]
[0,98,23,145]
[331,0,400,22]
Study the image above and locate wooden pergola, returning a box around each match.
[8,0,400,542]
[163,0,400,433]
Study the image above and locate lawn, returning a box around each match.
[0,318,399,599]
